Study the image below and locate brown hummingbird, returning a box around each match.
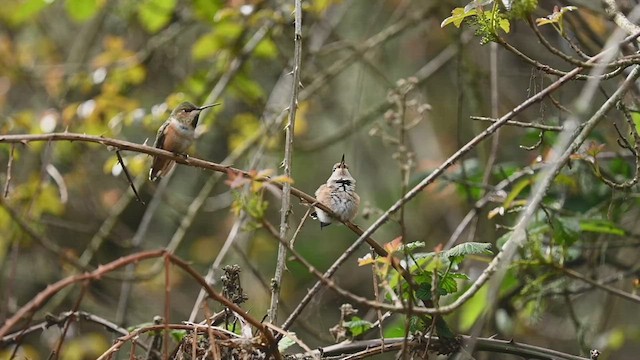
[311,154,360,228]
[148,101,218,181]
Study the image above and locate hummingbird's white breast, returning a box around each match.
[164,118,196,153]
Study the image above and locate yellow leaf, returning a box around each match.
[271,175,294,184]
[498,18,510,33]
[358,253,375,266]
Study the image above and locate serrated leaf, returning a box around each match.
[401,241,425,251]
[415,283,432,302]
[439,274,458,294]
[446,242,493,259]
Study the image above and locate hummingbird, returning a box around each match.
[311,154,360,228]
[148,101,218,181]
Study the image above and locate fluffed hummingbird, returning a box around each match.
[311,154,360,228]
[148,101,218,181]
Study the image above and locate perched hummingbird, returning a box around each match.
[148,101,218,181]
[311,154,360,228]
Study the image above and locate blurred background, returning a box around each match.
[1,0,639,358]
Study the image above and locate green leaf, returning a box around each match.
[579,219,626,236]
[278,332,298,352]
[503,179,531,209]
[5,0,49,26]
[170,329,187,342]
[65,0,101,22]
[383,323,405,338]
[415,282,432,302]
[440,273,466,294]
[409,315,428,333]
[446,242,493,261]
[254,38,278,59]
[401,241,426,252]
[192,32,223,60]
[441,7,477,28]
[231,74,265,102]
[553,216,580,246]
[344,317,373,337]
[632,111,640,136]
[192,0,223,21]
[137,0,177,33]
[215,21,243,41]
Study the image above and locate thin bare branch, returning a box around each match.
[268,0,302,325]
[470,116,563,131]
[3,144,14,198]
[115,150,144,204]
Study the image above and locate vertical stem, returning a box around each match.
[3,144,14,197]
[469,42,501,242]
[163,255,171,359]
[268,0,302,324]
[398,94,408,240]
[484,41,501,182]
[396,89,411,360]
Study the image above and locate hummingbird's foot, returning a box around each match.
[174,152,189,159]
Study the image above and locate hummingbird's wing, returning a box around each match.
[149,121,174,181]
[312,184,332,227]
[153,121,169,149]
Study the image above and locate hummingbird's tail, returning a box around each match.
[149,157,175,181]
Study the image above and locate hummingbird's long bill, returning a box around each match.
[198,103,221,111]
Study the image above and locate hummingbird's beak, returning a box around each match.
[340,154,345,166]
[198,103,221,111]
